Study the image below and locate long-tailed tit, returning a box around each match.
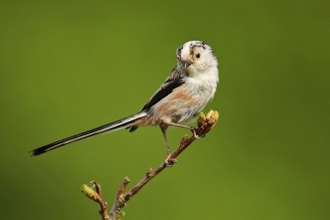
[31,41,219,157]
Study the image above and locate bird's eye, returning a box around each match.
[196,53,200,58]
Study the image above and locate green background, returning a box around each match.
[1,0,329,219]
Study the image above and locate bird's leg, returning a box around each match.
[160,124,177,166]
[160,124,171,156]
[162,121,199,139]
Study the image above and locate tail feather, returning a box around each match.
[30,112,147,156]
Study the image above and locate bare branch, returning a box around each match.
[81,110,219,219]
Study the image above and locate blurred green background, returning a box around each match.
[1,0,329,219]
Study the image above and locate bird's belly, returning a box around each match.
[150,85,210,124]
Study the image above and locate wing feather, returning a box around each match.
[128,68,185,132]
[141,68,185,111]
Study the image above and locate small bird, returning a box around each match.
[31,41,219,158]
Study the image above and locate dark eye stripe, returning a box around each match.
[190,41,207,50]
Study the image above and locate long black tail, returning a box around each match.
[30,112,148,156]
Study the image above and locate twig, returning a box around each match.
[81,181,110,220]
[81,110,219,219]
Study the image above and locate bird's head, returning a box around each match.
[176,41,218,75]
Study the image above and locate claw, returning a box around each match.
[164,155,177,167]
[192,129,200,139]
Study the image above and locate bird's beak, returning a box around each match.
[183,61,191,68]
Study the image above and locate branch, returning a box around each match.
[81,110,219,220]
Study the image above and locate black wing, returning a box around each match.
[128,68,185,132]
[141,68,185,111]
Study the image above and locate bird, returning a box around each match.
[30,41,219,159]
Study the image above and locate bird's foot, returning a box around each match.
[192,128,205,139]
[164,154,177,167]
